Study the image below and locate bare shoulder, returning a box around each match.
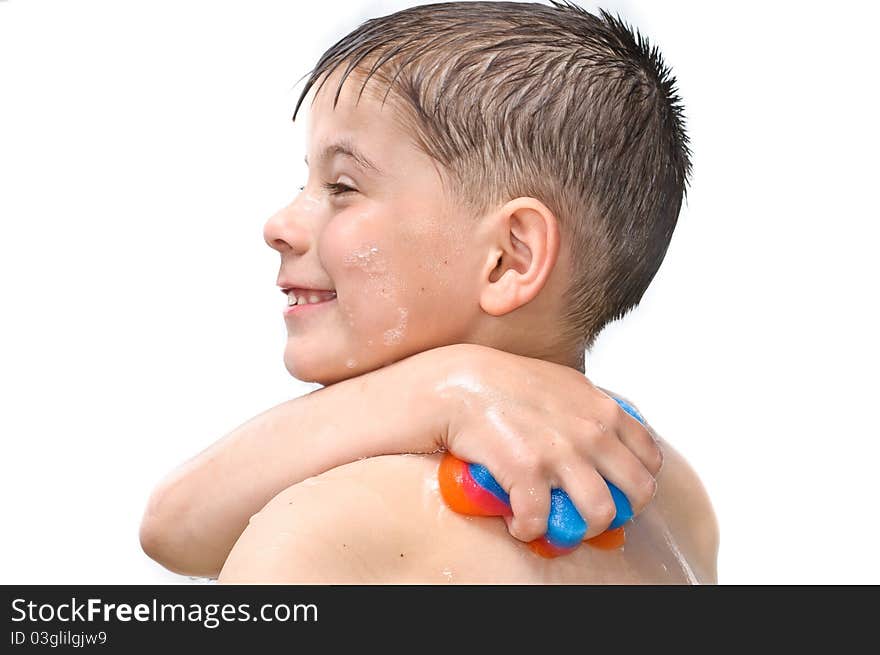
[217,454,453,584]
[599,387,720,583]
[218,445,719,584]
[218,454,564,584]
[653,437,720,583]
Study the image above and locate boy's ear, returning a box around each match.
[478,197,561,316]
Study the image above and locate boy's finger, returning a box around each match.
[507,479,551,543]
[557,465,617,540]
[613,412,664,476]
[590,438,658,516]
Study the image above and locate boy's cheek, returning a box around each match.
[320,206,382,255]
[321,220,395,289]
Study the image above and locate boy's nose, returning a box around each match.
[263,203,311,255]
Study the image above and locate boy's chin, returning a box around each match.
[284,350,357,386]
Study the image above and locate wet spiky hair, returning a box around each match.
[293,1,692,351]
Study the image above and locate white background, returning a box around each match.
[1,0,877,584]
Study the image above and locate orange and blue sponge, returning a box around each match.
[438,395,645,558]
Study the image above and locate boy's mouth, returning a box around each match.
[283,288,337,307]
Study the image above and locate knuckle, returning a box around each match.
[602,395,625,423]
[581,417,610,445]
[550,437,577,463]
[518,442,560,478]
[506,440,539,470]
[515,450,544,477]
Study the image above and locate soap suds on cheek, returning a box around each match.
[343,244,383,274]
[339,241,385,339]
[383,307,408,345]
[341,242,411,349]
[338,242,412,366]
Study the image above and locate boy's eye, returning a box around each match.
[321,182,356,196]
[296,183,356,196]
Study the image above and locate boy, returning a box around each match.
[140,1,718,583]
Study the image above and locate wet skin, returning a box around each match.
[242,66,718,583]
[218,436,717,584]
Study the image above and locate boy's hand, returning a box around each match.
[431,343,663,541]
[141,339,659,576]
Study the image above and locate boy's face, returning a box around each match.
[264,68,484,385]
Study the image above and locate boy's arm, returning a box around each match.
[139,347,449,578]
[141,344,662,578]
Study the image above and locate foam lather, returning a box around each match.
[438,395,647,558]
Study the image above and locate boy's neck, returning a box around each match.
[498,338,586,374]
[543,346,586,374]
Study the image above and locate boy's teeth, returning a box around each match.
[286,290,336,307]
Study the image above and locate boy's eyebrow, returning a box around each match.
[304,139,384,177]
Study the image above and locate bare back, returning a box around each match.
[219,439,718,584]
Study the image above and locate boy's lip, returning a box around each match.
[275,273,334,293]
[283,296,336,317]
[277,281,335,293]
